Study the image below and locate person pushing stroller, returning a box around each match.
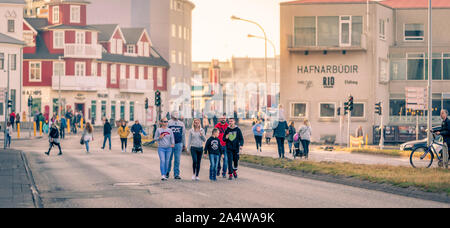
[131,120,147,153]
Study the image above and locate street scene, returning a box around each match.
[0,0,450,212]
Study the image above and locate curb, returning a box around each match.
[20,151,43,208]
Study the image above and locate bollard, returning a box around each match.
[80,118,84,130]
[67,119,71,133]
[33,122,36,137]
[39,121,42,136]
[17,123,20,139]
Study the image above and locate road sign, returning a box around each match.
[405,87,427,110]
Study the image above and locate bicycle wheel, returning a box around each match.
[410,147,433,168]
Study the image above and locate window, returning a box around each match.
[91,100,97,122]
[351,16,363,46]
[318,16,339,46]
[110,64,117,84]
[339,16,351,47]
[291,103,307,118]
[10,89,16,112]
[320,103,335,118]
[444,53,450,80]
[178,51,182,64]
[390,53,406,80]
[53,6,59,23]
[101,100,106,118]
[75,31,85,44]
[404,24,424,41]
[24,31,34,46]
[53,31,64,49]
[143,43,149,57]
[111,39,117,53]
[171,51,177,64]
[178,25,182,39]
[130,65,135,79]
[0,53,4,70]
[294,17,316,46]
[120,65,126,80]
[172,24,176,37]
[117,39,123,54]
[407,53,425,80]
[351,103,365,117]
[129,101,134,121]
[92,62,97,76]
[390,99,406,116]
[10,54,16,71]
[7,20,15,33]
[111,101,116,121]
[379,19,386,40]
[101,63,107,77]
[120,101,125,120]
[92,32,97,45]
[127,45,135,54]
[29,62,41,82]
[70,5,81,23]
[379,58,388,83]
[53,62,65,77]
[75,62,85,76]
[139,66,144,80]
[157,68,163,87]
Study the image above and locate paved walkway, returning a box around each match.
[0,149,36,208]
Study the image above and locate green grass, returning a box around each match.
[240,154,450,195]
[333,147,411,157]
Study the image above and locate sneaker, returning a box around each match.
[57,152,62,156]
[195,176,200,181]
[166,173,170,178]
[175,176,181,180]
[161,176,167,181]
[192,175,196,181]
[222,173,226,178]
[228,174,233,180]
[45,152,49,156]
[216,170,221,176]
[233,170,238,179]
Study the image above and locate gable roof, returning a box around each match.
[90,24,119,42]
[0,0,25,4]
[122,28,147,44]
[24,18,49,31]
[0,33,25,46]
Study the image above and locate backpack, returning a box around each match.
[293,133,299,142]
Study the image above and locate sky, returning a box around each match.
[190,0,289,61]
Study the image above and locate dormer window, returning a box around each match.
[127,45,135,54]
[70,5,81,23]
[53,6,59,24]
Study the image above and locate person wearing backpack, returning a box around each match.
[287,121,296,154]
[252,120,264,152]
[45,124,62,156]
[298,119,312,160]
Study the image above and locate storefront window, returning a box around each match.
[443,98,450,112]
[111,101,116,121]
[101,100,106,118]
[32,98,42,114]
[91,101,96,122]
[291,103,307,118]
[320,103,335,118]
[129,101,134,121]
[390,58,406,80]
[318,16,339,46]
[351,103,364,117]
[390,99,405,116]
[294,16,316,46]
[443,54,450,80]
[407,58,425,80]
[120,101,125,120]
[0,102,3,115]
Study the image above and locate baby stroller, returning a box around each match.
[132,132,143,153]
[293,133,304,158]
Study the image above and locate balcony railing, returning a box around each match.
[52,75,106,91]
[119,79,152,93]
[64,43,102,59]
[287,33,367,52]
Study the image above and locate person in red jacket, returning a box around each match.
[214,114,229,178]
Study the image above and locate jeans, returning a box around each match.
[167,143,183,177]
[60,128,65,139]
[301,140,310,157]
[102,134,111,150]
[48,142,62,154]
[288,141,293,152]
[6,134,11,148]
[276,137,285,158]
[190,147,203,177]
[209,154,219,180]
[226,149,239,174]
[158,147,172,176]
[120,138,127,150]
[85,140,90,152]
[217,146,228,175]
[254,135,262,150]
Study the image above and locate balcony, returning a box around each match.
[119,79,152,93]
[52,75,107,91]
[287,34,367,52]
[64,43,102,59]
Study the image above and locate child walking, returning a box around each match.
[204,128,222,181]
[155,118,175,181]
[224,118,244,180]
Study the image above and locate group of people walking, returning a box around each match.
[155,112,244,182]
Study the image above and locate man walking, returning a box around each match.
[167,112,185,179]
[224,117,244,180]
[101,119,112,151]
[436,109,450,168]
[215,115,228,178]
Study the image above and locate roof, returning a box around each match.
[24,18,49,31]
[0,0,25,4]
[281,0,450,8]
[90,24,118,42]
[42,24,99,31]
[0,33,25,46]
[24,34,61,60]
[121,28,146,44]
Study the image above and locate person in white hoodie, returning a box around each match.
[298,119,312,159]
[167,112,186,180]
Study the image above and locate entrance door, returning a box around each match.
[75,103,85,118]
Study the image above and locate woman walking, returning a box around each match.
[118,120,130,152]
[5,122,12,148]
[287,121,296,154]
[45,124,62,156]
[273,118,288,159]
[298,120,312,159]
[188,119,206,181]
[82,122,94,154]
[263,118,273,144]
[155,118,175,181]
[252,120,264,152]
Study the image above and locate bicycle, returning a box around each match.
[409,130,449,169]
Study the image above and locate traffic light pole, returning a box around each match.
[4,55,10,149]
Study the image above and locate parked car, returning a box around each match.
[400,137,443,154]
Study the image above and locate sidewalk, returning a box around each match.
[0,149,36,208]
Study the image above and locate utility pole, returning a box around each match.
[4,55,10,149]
[427,0,433,146]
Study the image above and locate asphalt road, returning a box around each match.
[15,132,449,208]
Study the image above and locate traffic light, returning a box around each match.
[375,102,382,115]
[337,107,341,116]
[7,100,12,108]
[145,98,149,109]
[344,102,349,115]
[155,90,161,107]
[348,95,354,111]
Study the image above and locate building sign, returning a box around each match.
[74,93,86,101]
[322,77,334,88]
[97,93,108,98]
[297,65,359,74]
[22,90,42,96]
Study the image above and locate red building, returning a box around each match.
[22,0,169,125]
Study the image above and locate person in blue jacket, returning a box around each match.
[252,120,264,152]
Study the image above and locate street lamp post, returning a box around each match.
[427,0,433,146]
[58,56,63,120]
[231,15,268,113]
[247,34,278,107]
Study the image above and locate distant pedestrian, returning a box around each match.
[224,118,244,180]
[152,120,158,139]
[298,120,312,160]
[9,112,15,129]
[355,126,364,138]
[287,121,296,154]
[60,116,67,139]
[204,128,222,181]
[215,115,229,178]
[82,122,94,154]
[43,120,49,134]
[118,120,130,152]
[188,119,206,181]
[167,112,186,180]
[252,120,264,152]
[45,124,62,156]
[273,118,288,159]
[16,113,20,127]
[263,119,273,144]
[155,118,175,181]
[5,122,12,148]
[101,119,112,151]
[202,115,210,135]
